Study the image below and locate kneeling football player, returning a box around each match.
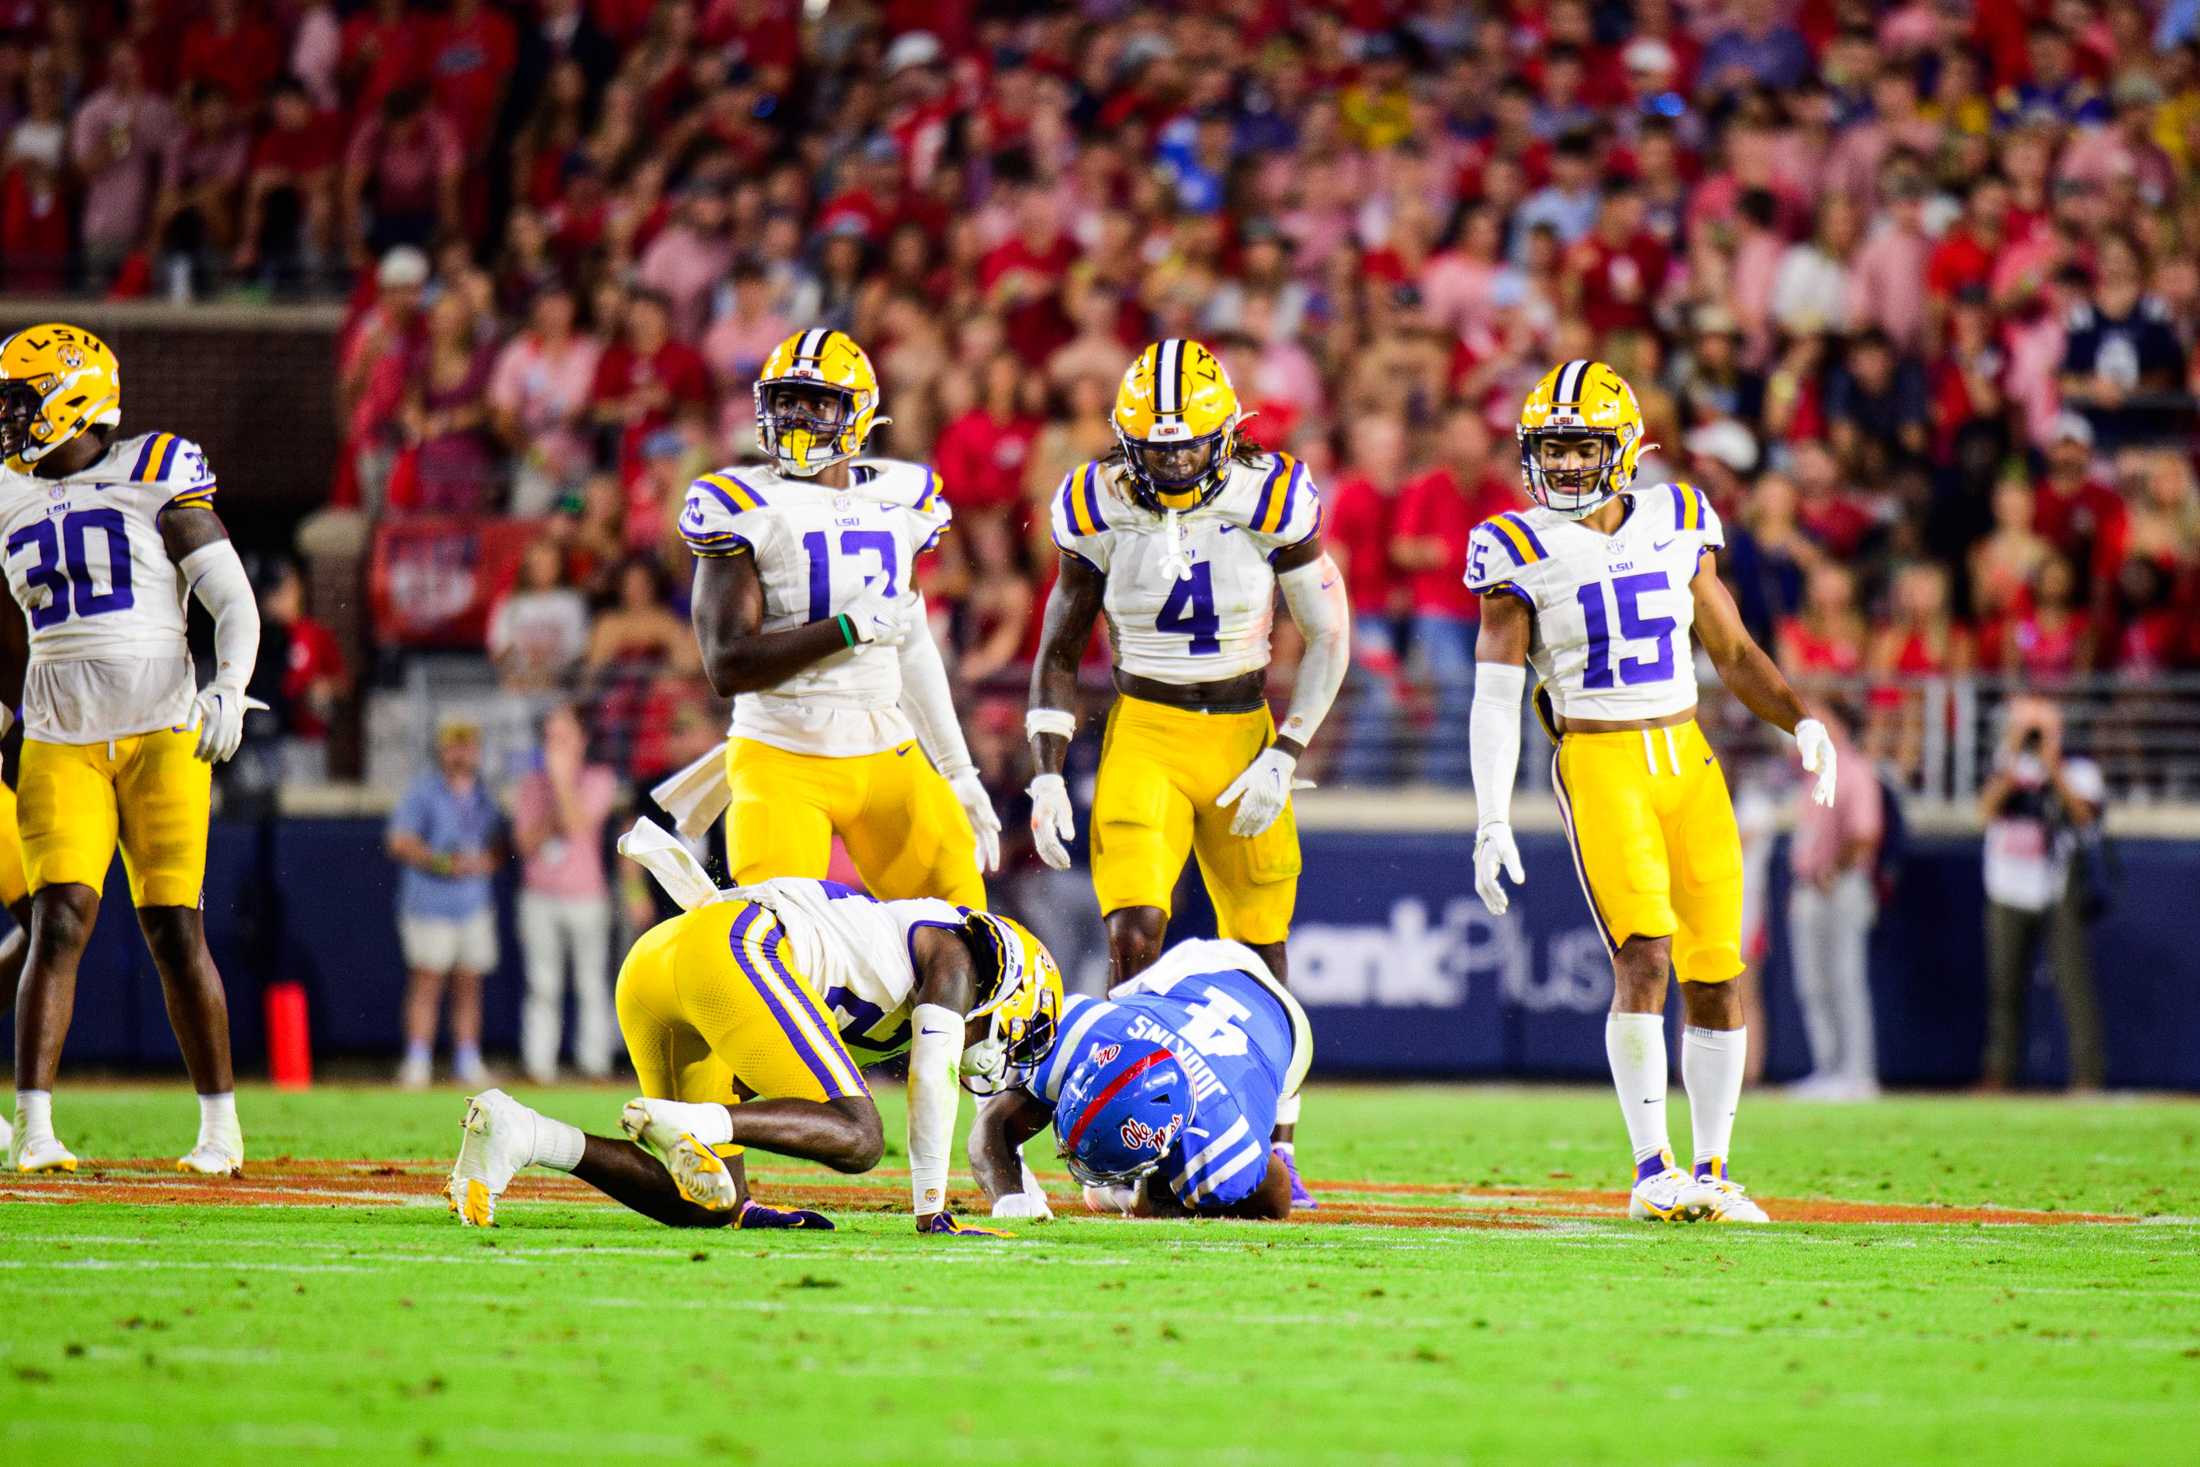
[970,936,1313,1221]
[447,820,1062,1234]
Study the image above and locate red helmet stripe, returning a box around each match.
[1063,1047,1177,1156]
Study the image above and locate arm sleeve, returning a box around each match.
[906,1002,965,1216]
[1275,555,1349,748]
[895,596,975,775]
[179,538,261,694]
[1470,661,1526,829]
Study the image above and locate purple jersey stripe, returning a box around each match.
[1250,455,1287,532]
[130,435,163,481]
[755,915,866,1092]
[152,435,181,482]
[1501,512,1548,560]
[1081,462,1107,531]
[725,904,848,1097]
[1549,750,1620,957]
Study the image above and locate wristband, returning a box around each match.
[1025,708,1077,742]
[835,613,857,648]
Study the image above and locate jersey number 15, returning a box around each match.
[6,509,136,629]
[1576,570,1675,688]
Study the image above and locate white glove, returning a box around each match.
[1028,772,1075,871]
[1794,718,1838,808]
[1216,747,1305,838]
[839,581,911,647]
[190,685,269,764]
[945,765,1002,874]
[991,1191,1053,1221]
[1472,822,1525,916]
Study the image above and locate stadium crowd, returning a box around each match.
[9,0,2200,800]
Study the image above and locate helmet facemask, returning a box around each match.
[754,380,861,477]
[1118,423,1233,513]
[1522,426,1624,518]
[956,913,1064,1096]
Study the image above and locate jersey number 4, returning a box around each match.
[1156,562,1221,655]
[6,509,136,629]
[1123,969,1252,1057]
[1575,570,1675,688]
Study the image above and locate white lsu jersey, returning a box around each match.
[734,876,966,1062]
[0,430,214,744]
[1050,451,1321,683]
[1463,482,1724,722]
[679,457,951,758]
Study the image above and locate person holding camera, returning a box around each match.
[1978,697,2108,1090]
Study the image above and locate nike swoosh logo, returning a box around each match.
[1654,538,1677,551]
[919,1027,949,1037]
[1704,754,1715,766]
[895,746,914,757]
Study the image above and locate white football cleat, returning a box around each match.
[175,1143,243,1176]
[1627,1153,1710,1223]
[619,1098,738,1212]
[12,1132,78,1174]
[448,1089,540,1227]
[1689,1162,1770,1224]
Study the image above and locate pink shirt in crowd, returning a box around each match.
[1790,736,1882,885]
[511,765,619,901]
[1844,222,1932,351]
[69,87,174,250]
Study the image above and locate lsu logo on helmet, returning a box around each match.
[1112,338,1242,513]
[1516,358,1655,519]
[752,328,887,477]
[0,323,123,472]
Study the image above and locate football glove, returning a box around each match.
[945,765,1002,873]
[1028,772,1075,871]
[917,1212,1014,1239]
[736,1200,835,1230]
[1794,718,1838,807]
[190,685,269,764]
[1216,747,1312,838]
[838,581,910,647]
[1472,822,1526,917]
[991,1191,1053,1222]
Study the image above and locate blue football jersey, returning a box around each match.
[1029,940,1297,1209]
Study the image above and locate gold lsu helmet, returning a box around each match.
[957,911,1066,1096]
[1113,338,1243,512]
[0,323,122,473]
[1517,358,1655,518]
[753,328,887,477]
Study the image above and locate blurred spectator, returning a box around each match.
[638,181,735,341]
[1778,563,1869,683]
[510,704,620,1085]
[69,45,172,288]
[2032,413,2126,587]
[338,245,430,512]
[489,284,604,516]
[490,540,592,692]
[396,292,499,514]
[179,0,283,113]
[387,719,503,1090]
[234,77,340,291]
[1866,562,1974,775]
[1785,704,1882,1101]
[343,84,462,262]
[1391,408,1514,786]
[951,513,1035,690]
[2059,230,2187,448]
[1845,165,1934,353]
[1702,0,1814,95]
[589,289,710,477]
[585,557,701,678]
[1979,698,2107,1091]
[151,83,250,294]
[2003,553,2095,681]
[1722,471,1814,649]
[936,351,1043,527]
[262,561,348,784]
[1328,415,1409,785]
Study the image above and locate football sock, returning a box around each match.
[1605,1013,1671,1167]
[196,1091,240,1147]
[1683,1026,1747,1172]
[454,1043,483,1073]
[403,1041,431,1068]
[533,1114,584,1173]
[16,1090,53,1145]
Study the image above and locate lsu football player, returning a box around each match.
[449,819,1062,1234]
[1026,340,1348,1206]
[0,814,31,1155]
[655,329,998,907]
[970,936,1313,1221]
[0,323,261,1177]
[1467,360,1836,1224]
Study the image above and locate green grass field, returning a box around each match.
[2,1083,2195,1466]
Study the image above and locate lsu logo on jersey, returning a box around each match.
[1120,1113,1183,1155]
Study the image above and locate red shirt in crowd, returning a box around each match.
[252,112,343,179]
[1393,467,1517,618]
[285,615,347,739]
[179,11,284,110]
[1570,234,1669,335]
[590,338,711,465]
[1925,227,1997,299]
[2033,473,2128,581]
[426,5,517,152]
[933,407,1041,520]
[342,8,429,117]
[1324,475,1399,616]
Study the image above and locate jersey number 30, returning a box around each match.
[1576,570,1675,688]
[6,509,136,629]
